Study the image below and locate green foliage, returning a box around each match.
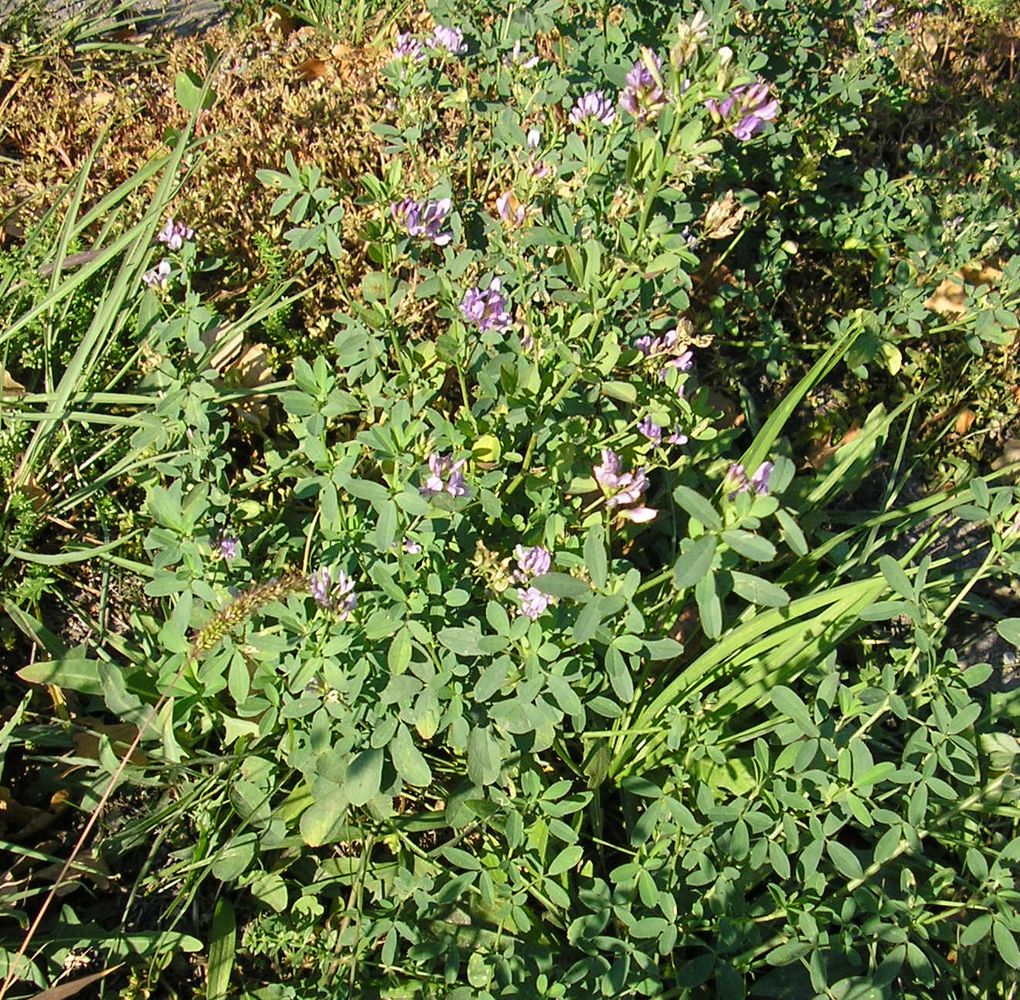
[1,1,1019,998]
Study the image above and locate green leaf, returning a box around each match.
[148,483,184,531]
[17,658,102,696]
[673,485,721,530]
[722,529,776,562]
[960,913,994,947]
[645,637,684,660]
[775,507,808,556]
[995,920,1020,969]
[345,748,383,807]
[860,600,913,621]
[673,535,717,590]
[344,477,392,510]
[467,726,501,786]
[207,899,236,1000]
[547,845,583,877]
[695,572,722,639]
[766,941,812,966]
[174,70,215,113]
[250,871,288,913]
[997,619,1020,647]
[879,556,915,601]
[826,841,864,879]
[584,525,609,589]
[533,572,591,600]
[299,785,348,847]
[372,499,398,553]
[731,571,789,608]
[387,628,412,674]
[770,686,818,736]
[438,627,484,657]
[391,725,432,787]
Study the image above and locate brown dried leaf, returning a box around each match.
[225,343,274,428]
[226,342,274,390]
[296,58,331,82]
[73,722,148,766]
[924,262,1003,318]
[28,967,121,1000]
[807,424,861,471]
[954,408,976,435]
[992,438,1020,472]
[924,277,967,317]
[2,369,26,395]
[703,191,747,240]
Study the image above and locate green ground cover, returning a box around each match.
[2,0,1020,996]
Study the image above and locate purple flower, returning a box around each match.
[310,567,357,618]
[460,278,511,333]
[403,538,423,554]
[421,453,469,498]
[527,128,541,149]
[569,90,616,127]
[518,586,551,620]
[638,416,663,444]
[392,31,426,62]
[310,567,331,605]
[506,40,539,69]
[514,544,552,580]
[391,197,452,246]
[750,460,775,495]
[594,450,656,523]
[671,10,710,67]
[496,192,528,227]
[143,259,171,289]
[620,49,667,124]
[447,464,468,498]
[157,218,194,251]
[593,449,624,492]
[727,463,749,499]
[855,0,895,36]
[611,467,650,509]
[218,536,239,560]
[706,81,779,141]
[430,24,467,55]
[667,429,689,445]
[727,460,774,499]
[634,326,695,384]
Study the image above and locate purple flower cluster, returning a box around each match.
[637,415,688,446]
[727,460,775,499]
[392,31,426,62]
[505,40,539,69]
[594,450,656,523]
[460,278,511,333]
[634,326,695,388]
[569,90,616,127]
[157,217,194,251]
[496,192,528,227]
[217,536,240,560]
[705,82,779,141]
[421,453,468,498]
[513,544,553,620]
[391,197,453,246]
[513,544,552,581]
[620,50,668,124]
[430,24,467,55]
[143,260,171,289]
[310,567,358,619]
[855,0,895,36]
